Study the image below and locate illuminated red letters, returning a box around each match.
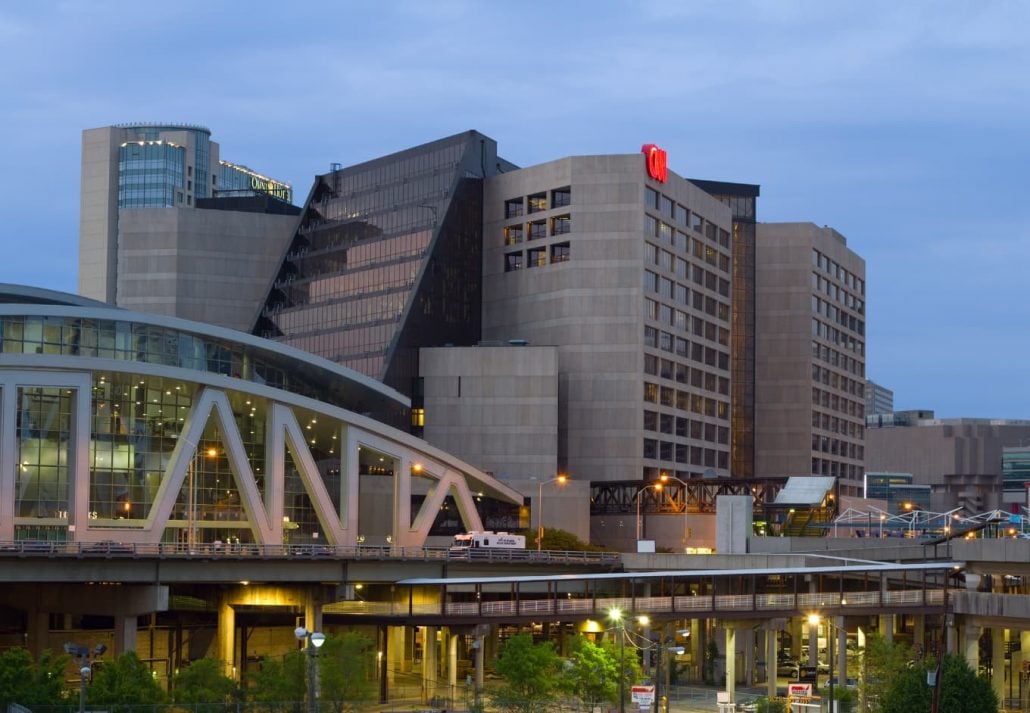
[641,143,668,183]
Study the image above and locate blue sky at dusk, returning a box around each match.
[0,1,1027,418]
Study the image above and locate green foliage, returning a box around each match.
[172,657,239,711]
[88,651,166,709]
[879,653,998,713]
[246,649,307,713]
[560,636,620,705]
[703,638,719,684]
[517,527,606,552]
[318,632,377,711]
[856,634,913,713]
[0,647,68,707]
[753,696,787,713]
[493,633,563,713]
[833,685,857,713]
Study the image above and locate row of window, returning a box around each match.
[646,299,730,346]
[812,249,864,294]
[812,340,865,378]
[813,460,864,483]
[644,354,730,395]
[644,410,730,443]
[645,244,731,299]
[812,295,865,336]
[644,438,730,469]
[812,364,865,399]
[644,272,730,320]
[504,186,571,218]
[812,272,864,315]
[645,187,731,250]
[811,434,864,460]
[644,217,731,276]
[812,409,864,439]
[644,382,729,420]
[503,243,571,271]
[811,318,865,356]
[503,214,571,245]
[812,386,865,419]
[645,327,730,371]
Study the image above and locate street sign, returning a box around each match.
[631,685,655,705]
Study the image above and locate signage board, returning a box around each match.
[641,144,668,183]
[631,685,655,705]
[788,683,813,697]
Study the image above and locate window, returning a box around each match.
[503,224,523,245]
[551,243,570,263]
[644,354,658,375]
[643,439,657,459]
[552,187,571,208]
[644,383,658,403]
[505,198,523,218]
[504,252,523,272]
[527,247,546,267]
[527,192,547,213]
[528,220,546,239]
[551,214,571,235]
[644,410,658,431]
[645,187,659,209]
[411,408,425,428]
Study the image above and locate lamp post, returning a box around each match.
[295,627,326,713]
[659,472,690,549]
[608,608,626,713]
[64,643,106,713]
[636,483,663,542]
[536,474,568,551]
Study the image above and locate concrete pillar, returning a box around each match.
[878,614,894,644]
[25,609,49,659]
[808,618,819,668]
[790,617,803,660]
[963,622,980,672]
[304,591,323,635]
[448,631,458,690]
[946,618,957,655]
[388,626,405,682]
[114,615,138,655]
[422,626,438,703]
[474,635,484,691]
[992,629,1005,706]
[743,628,755,685]
[766,626,778,699]
[724,626,737,703]
[836,617,847,684]
[690,618,701,679]
[913,615,926,654]
[218,599,235,678]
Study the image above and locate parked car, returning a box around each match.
[776,657,800,678]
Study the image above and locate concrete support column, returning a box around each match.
[724,626,737,703]
[743,628,755,686]
[303,591,323,635]
[474,635,485,691]
[422,626,438,703]
[388,626,405,682]
[992,629,1006,707]
[836,617,847,684]
[946,618,957,655]
[218,599,235,678]
[114,615,138,655]
[878,614,894,644]
[448,632,458,690]
[913,615,926,655]
[963,621,980,673]
[766,626,778,699]
[25,609,49,659]
[790,617,803,660]
[689,618,701,679]
[807,617,819,668]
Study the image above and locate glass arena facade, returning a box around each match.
[0,286,521,547]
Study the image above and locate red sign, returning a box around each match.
[788,683,813,697]
[641,143,668,183]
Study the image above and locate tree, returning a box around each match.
[493,633,563,713]
[560,636,620,707]
[88,651,166,710]
[517,528,605,552]
[0,647,68,708]
[753,697,787,713]
[318,632,376,711]
[857,633,913,713]
[879,653,998,713]
[173,658,240,712]
[246,650,307,713]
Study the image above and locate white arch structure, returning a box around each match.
[0,288,525,547]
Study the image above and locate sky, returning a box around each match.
[0,1,1027,418]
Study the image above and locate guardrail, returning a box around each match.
[0,541,621,565]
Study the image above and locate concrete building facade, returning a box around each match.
[481,154,734,483]
[79,123,296,329]
[755,223,867,496]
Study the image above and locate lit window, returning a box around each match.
[411,408,425,428]
[527,192,547,213]
[504,224,523,246]
[551,243,571,263]
[527,247,546,267]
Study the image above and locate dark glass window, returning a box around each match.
[527,247,546,268]
[505,198,524,218]
[504,252,523,272]
[551,243,570,263]
[551,214,571,235]
[528,220,546,239]
[551,187,571,208]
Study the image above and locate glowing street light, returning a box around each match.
[608,608,627,713]
[295,627,326,713]
[536,473,568,551]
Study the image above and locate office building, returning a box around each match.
[481,153,734,482]
[754,223,867,496]
[1002,446,1030,505]
[863,472,932,514]
[867,414,1030,511]
[79,123,297,331]
[865,379,894,416]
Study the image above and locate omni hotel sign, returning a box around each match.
[641,143,668,183]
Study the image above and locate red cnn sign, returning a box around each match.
[641,143,668,183]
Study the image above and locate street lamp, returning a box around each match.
[636,482,663,541]
[808,613,843,713]
[64,643,106,713]
[295,627,326,713]
[659,472,691,549]
[536,473,568,551]
[608,608,626,713]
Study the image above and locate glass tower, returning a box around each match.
[253,131,513,400]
